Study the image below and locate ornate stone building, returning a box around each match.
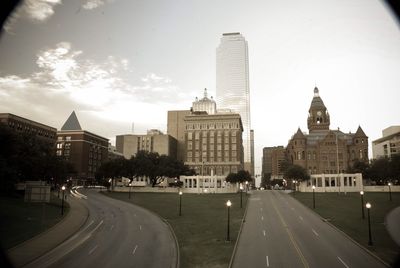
[287,87,369,174]
[184,111,244,176]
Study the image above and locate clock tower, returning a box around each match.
[307,87,330,132]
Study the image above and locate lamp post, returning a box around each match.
[366,202,373,246]
[293,180,296,195]
[312,185,316,209]
[179,191,183,216]
[226,200,232,241]
[240,185,243,208]
[360,191,365,219]
[388,182,392,201]
[61,185,66,216]
[128,183,132,199]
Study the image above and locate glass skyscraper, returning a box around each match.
[216,32,253,174]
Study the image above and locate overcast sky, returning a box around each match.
[1,0,399,175]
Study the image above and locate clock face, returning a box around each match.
[317,111,322,116]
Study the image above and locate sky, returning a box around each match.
[1,0,400,175]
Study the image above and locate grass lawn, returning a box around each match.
[104,191,248,268]
[292,192,400,266]
[0,193,70,250]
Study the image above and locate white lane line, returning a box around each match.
[139,225,142,231]
[261,216,264,221]
[263,230,266,236]
[132,245,138,255]
[266,255,270,267]
[337,256,350,268]
[260,207,263,211]
[312,228,319,237]
[299,216,304,221]
[110,225,114,231]
[88,245,98,255]
[291,207,295,210]
[70,220,94,240]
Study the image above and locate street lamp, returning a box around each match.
[293,180,296,195]
[61,185,66,216]
[360,191,365,219]
[240,185,243,209]
[245,181,249,193]
[312,185,316,209]
[179,191,183,216]
[226,200,232,241]
[366,202,373,246]
[128,183,132,199]
[388,182,392,201]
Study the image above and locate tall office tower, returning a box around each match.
[216,32,253,175]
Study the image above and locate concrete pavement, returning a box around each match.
[232,190,387,268]
[6,194,89,267]
[24,189,178,268]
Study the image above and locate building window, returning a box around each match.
[57,143,63,149]
[66,136,71,141]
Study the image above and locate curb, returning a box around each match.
[7,194,90,267]
[228,191,251,268]
[287,193,391,268]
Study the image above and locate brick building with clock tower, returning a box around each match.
[286,87,369,175]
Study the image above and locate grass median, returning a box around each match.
[103,191,248,268]
[0,193,70,250]
[292,192,400,266]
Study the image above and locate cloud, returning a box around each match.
[4,0,62,33]
[0,42,190,135]
[82,0,115,10]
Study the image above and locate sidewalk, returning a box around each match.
[6,195,88,267]
[386,206,400,246]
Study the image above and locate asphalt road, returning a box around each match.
[232,190,387,268]
[24,189,177,268]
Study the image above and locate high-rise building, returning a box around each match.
[262,146,286,180]
[192,88,217,115]
[116,129,177,159]
[167,110,191,162]
[0,113,57,145]
[216,32,253,175]
[372,126,400,159]
[184,112,244,176]
[56,111,109,183]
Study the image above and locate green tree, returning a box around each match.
[96,150,194,187]
[225,170,252,183]
[0,124,74,192]
[283,164,310,182]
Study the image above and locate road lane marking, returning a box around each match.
[139,225,142,231]
[266,255,270,267]
[271,196,309,268]
[291,207,295,210]
[337,257,350,268]
[70,220,94,240]
[263,230,266,236]
[110,225,114,231]
[299,216,304,221]
[88,245,98,255]
[260,207,263,211]
[311,229,319,237]
[261,216,264,221]
[134,214,137,217]
[132,245,138,255]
